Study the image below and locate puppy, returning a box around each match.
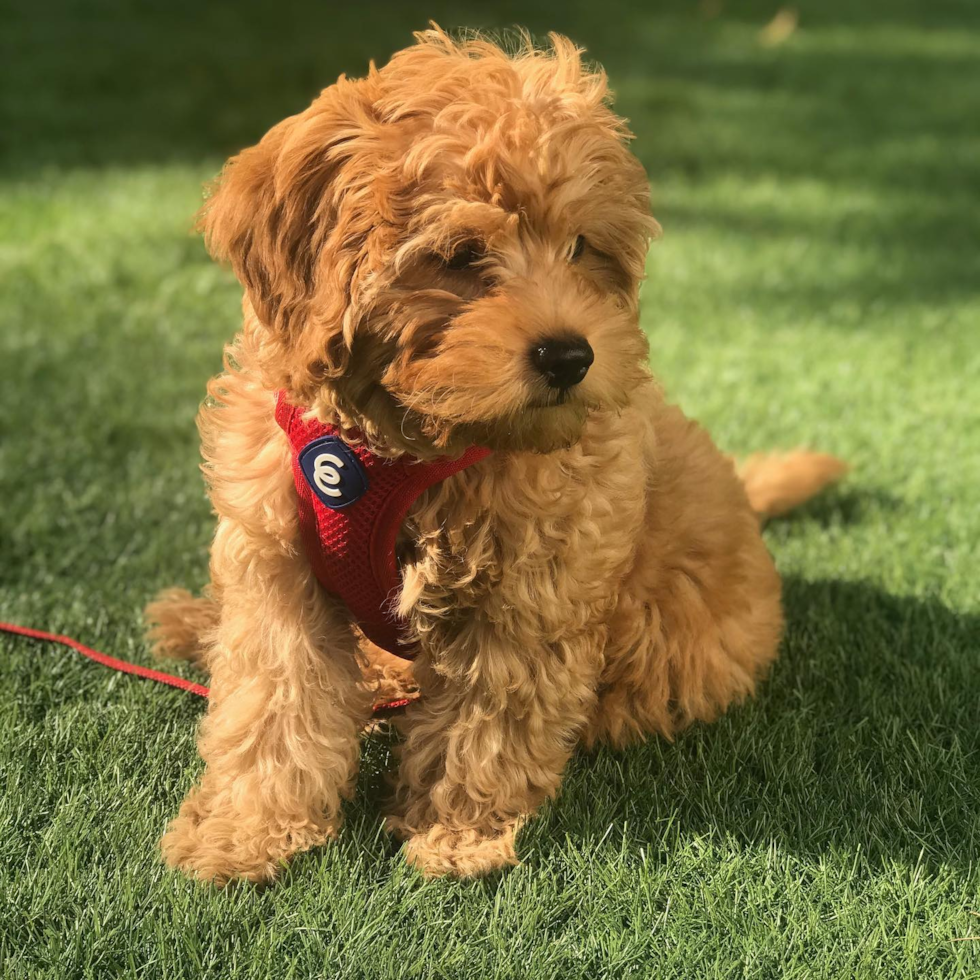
[146,28,844,883]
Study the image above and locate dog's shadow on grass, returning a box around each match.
[766,485,903,530]
[527,577,980,874]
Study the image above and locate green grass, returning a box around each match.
[2,1,979,977]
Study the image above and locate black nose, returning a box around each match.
[530,336,594,390]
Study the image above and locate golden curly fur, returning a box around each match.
[145,28,845,883]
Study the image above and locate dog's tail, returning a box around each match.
[144,587,218,667]
[736,450,848,520]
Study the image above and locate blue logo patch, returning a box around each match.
[298,436,368,509]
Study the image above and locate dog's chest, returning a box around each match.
[399,414,647,642]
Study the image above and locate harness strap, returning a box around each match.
[275,393,492,657]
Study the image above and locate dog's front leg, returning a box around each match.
[162,521,369,885]
[387,631,602,877]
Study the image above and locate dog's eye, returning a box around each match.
[444,241,485,271]
[569,235,586,262]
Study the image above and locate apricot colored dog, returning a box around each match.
[146,29,844,883]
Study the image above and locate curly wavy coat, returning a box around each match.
[146,28,844,882]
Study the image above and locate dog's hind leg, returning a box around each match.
[585,406,786,748]
[145,587,219,666]
[584,560,782,749]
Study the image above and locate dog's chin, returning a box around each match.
[467,399,591,455]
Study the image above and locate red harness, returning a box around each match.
[274,392,491,658]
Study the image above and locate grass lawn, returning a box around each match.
[2,1,979,976]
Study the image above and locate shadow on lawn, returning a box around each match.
[771,486,904,529]
[529,576,980,874]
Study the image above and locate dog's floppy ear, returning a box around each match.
[197,78,375,383]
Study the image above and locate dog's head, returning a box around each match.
[201,29,660,455]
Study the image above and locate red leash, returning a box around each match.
[0,621,211,697]
[0,621,412,715]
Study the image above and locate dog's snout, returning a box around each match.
[530,336,594,390]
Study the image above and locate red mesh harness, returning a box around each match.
[275,392,491,658]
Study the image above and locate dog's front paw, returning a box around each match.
[162,791,337,886]
[388,819,520,878]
